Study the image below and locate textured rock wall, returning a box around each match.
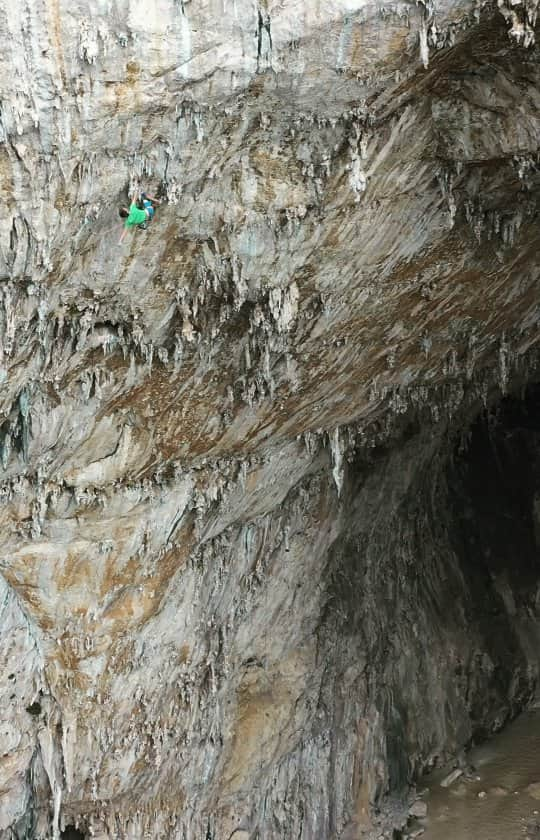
[0,0,539,837]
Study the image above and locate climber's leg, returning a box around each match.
[143,200,155,219]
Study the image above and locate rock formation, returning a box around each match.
[0,0,539,837]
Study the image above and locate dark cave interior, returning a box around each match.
[324,383,540,818]
[446,385,540,738]
[60,826,85,840]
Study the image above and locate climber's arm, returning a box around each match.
[118,225,129,245]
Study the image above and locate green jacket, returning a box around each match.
[125,203,147,227]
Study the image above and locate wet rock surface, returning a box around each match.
[0,0,539,838]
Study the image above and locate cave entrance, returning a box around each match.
[60,826,86,840]
[406,385,540,839]
[446,383,540,735]
[322,382,540,838]
[453,383,540,596]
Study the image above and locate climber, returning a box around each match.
[118,190,161,244]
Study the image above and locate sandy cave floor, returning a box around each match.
[412,710,540,840]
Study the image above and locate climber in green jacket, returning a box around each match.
[118,190,161,244]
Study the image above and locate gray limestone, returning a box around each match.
[0,0,539,837]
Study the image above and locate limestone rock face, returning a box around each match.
[0,0,539,837]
